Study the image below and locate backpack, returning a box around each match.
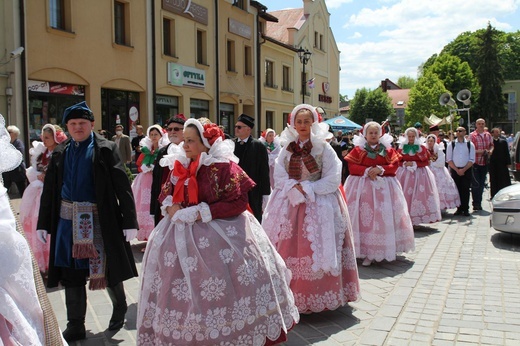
[451,141,471,152]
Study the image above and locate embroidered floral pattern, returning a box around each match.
[219,248,234,263]
[200,277,226,301]
[163,251,177,267]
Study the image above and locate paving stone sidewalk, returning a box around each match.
[11,187,520,345]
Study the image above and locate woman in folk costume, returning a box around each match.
[426,134,461,210]
[344,122,415,266]
[397,127,441,225]
[258,128,282,189]
[20,124,67,273]
[132,124,168,241]
[0,114,67,345]
[262,104,360,313]
[137,119,298,346]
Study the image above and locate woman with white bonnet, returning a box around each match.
[0,114,66,345]
[262,104,360,313]
[137,118,298,345]
[397,127,441,225]
[426,134,460,211]
[132,124,169,243]
[344,121,415,266]
[20,124,68,274]
[258,128,281,188]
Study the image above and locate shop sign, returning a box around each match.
[157,95,178,106]
[162,0,208,25]
[168,62,205,89]
[229,19,251,39]
[319,94,333,103]
[28,80,85,95]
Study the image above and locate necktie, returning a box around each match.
[240,140,245,145]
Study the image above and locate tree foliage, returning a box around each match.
[437,28,520,81]
[427,54,478,98]
[406,70,448,127]
[397,76,416,89]
[475,23,506,122]
[349,88,394,125]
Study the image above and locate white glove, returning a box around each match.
[172,205,199,224]
[123,229,138,242]
[287,187,306,207]
[36,230,48,244]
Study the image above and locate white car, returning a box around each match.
[491,184,520,234]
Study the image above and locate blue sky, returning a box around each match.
[260,0,520,100]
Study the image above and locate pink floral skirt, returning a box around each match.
[397,166,442,225]
[131,171,154,241]
[344,175,415,262]
[19,181,50,272]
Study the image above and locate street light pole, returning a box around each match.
[297,47,311,104]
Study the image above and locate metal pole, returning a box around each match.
[467,108,471,133]
[302,63,305,104]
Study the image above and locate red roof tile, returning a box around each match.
[265,8,305,44]
[387,89,410,109]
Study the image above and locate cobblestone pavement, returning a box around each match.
[11,187,520,345]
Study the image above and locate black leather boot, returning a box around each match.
[107,282,128,331]
[62,286,87,342]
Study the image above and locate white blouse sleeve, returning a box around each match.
[300,144,341,201]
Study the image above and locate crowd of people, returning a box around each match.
[0,100,514,345]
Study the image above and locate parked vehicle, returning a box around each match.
[510,131,520,181]
[490,184,520,234]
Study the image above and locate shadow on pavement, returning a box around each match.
[358,255,414,280]
[490,231,520,252]
[412,225,440,238]
[283,306,359,345]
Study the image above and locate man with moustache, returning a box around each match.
[36,101,138,342]
[150,114,186,225]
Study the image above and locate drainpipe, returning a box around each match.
[19,0,29,160]
[150,0,157,125]
[214,0,220,124]
[255,12,261,137]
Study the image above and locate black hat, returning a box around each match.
[429,124,439,132]
[63,101,94,124]
[237,114,254,128]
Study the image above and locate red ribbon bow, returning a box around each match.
[172,159,199,205]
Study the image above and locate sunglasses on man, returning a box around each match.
[167,127,183,132]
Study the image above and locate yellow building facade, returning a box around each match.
[262,0,340,133]
[17,0,340,144]
[26,0,149,141]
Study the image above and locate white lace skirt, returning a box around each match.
[344,175,415,262]
[136,212,299,345]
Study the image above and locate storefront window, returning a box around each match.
[190,99,209,119]
[27,80,85,141]
[219,103,234,136]
[101,88,140,138]
[155,95,179,125]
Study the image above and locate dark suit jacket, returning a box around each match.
[233,136,270,221]
[37,132,138,288]
[150,143,172,225]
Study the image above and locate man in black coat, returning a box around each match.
[489,127,511,198]
[233,114,270,221]
[36,102,138,342]
[150,114,185,225]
